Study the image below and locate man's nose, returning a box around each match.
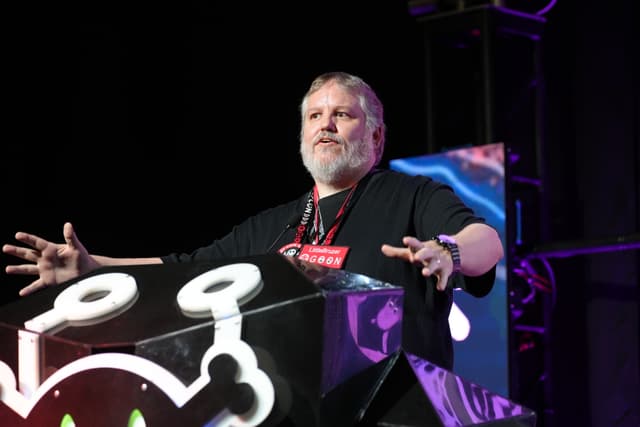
[320,116,337,131]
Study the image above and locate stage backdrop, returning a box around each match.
[390,142,508,396]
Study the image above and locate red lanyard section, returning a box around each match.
[293,192,314,244]
[311,184,357,245]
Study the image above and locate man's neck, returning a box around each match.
[315,182,352,199]
[314,169,371,198]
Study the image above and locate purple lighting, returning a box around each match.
[525,233,640,259]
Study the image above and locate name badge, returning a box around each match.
[298,245,349,269]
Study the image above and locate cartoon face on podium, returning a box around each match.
[1,264,277,426]
[0,256,408,426]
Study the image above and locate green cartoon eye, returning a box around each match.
[60,413,75,427]
[128,408,146,427]
[59,408,145,426]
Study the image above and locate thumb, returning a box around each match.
[63,222,79,248]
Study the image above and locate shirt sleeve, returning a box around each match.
[416,179,497,297]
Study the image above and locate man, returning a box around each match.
[3,71,503,369]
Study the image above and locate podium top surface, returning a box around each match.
[0,254,401,347]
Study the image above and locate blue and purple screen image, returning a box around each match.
[390,142,508,396]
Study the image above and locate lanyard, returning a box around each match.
[311,183,358,245]
[291,170,376,247]
[293,192,314,244]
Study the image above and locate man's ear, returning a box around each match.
[373,126,384,154]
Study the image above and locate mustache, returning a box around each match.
[313,131,346,145]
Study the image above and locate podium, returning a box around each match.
[0,254,535,426]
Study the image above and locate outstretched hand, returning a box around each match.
[3,222,98,296]
[381,236,455,291]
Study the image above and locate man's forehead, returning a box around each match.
[307,83,359,110]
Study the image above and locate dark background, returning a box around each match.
[2,1,638,426]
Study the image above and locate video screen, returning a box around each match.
[390,142,508,396]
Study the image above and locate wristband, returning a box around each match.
[432,234,461,273]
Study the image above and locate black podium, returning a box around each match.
[0,254,535,426]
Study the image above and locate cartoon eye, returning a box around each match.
[60,413,75,427]
[59,408,146,427]
[128,408,146,427]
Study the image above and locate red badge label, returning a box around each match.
[298,245,349,269]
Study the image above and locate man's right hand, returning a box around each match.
[3,222,99,296]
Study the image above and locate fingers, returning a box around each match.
[402,236,424,253]
[382,236,453,291]
[2,244,40,263]
[19,279,45,297]
[435,277,449,291]
[380,243,410,259]
[420,270,449,291]
[381,236,425,260]
[421,261,450,291]
[420,256,442,278]
[2,243,17,257]
[429,255,442,271]
[12,231,51,252]
[6,264,41,275]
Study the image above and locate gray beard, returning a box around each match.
[301,138,375,185]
